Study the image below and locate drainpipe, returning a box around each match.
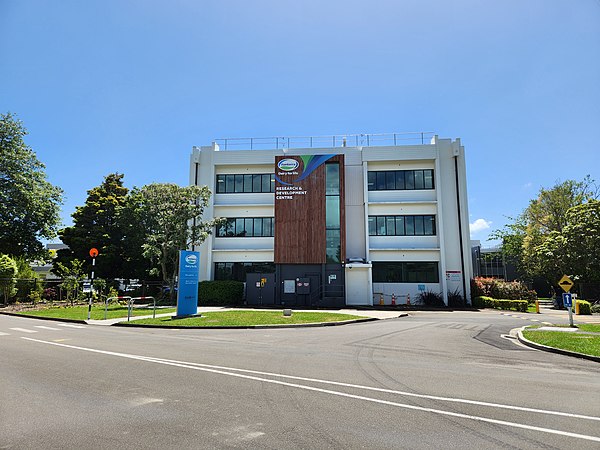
[454,152,468,304]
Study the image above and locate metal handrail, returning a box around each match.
[215,132,435,151]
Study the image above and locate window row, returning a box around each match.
[368,215,436,236]
[214,262,275,281]
[367,169,434,191]
[372,262,439,283]
[216,174,275,194]
[216,217,274,237]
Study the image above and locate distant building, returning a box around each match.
[30,243,68,280]
[190,133,472,306]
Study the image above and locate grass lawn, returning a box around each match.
[576,323,600,333]
[16,305,176,321]
[127,310,367,327]
[522,329,600,357]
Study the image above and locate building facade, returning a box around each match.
[190,134,472,306]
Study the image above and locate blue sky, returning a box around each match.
[1,0,599,246]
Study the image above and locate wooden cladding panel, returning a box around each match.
[275,156,325,264]
[274,154,345,265]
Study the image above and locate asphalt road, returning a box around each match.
[1,311,599,449]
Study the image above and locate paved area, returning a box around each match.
[2,310,599,449]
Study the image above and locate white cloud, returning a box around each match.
[523,182,532,189]
[469,218,492,235]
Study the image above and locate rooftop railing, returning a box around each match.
[214,132,435,151]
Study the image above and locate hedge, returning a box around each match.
[198,281,244,306]
[473,296,528,312]
[576,300,591,315]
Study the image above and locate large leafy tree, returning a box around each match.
[129,183,220,298]
[561,200,600,282]
[57,173,130,279]
[493,177,598,287]
[0,113,63,258]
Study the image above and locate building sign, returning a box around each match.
[176,250,200,316]
[274,155,335,201]
[445,270,462,282]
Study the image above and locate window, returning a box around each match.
[372,262,439,283]
[326,162,341,263]
[214,262,275,281]
[368,215,436,236]
[367,169,434,191]
[216,217,274,237]
[216,173,276,193]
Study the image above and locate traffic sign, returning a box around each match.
[558,275,573,292]
[89,248,99,258]
[562,293,572,307]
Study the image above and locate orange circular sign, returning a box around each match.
[89,248,99,258]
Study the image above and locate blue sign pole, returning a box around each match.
[176,250,200,317]
[562,293,574,327]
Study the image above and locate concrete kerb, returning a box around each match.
[1,309,409,328]
[516,326,600,363]
[0,311,87,324]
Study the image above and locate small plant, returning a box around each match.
[447,289,465,307]
[417,290,445,307]
[43,287,57,301]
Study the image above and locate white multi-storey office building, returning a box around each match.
[190,133,472,306]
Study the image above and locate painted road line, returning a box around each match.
[9,328,37,333]
[34,326,61,331]
[0,332,10,336]
[57,324,86,329]
[20,338,600,443]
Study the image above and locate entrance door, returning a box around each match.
[246,273,276,305]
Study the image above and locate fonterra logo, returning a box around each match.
[185,254,198,265]
[278,158,299,172]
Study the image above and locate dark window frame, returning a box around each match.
[367,169,435,191]
[216,173,276,193]
[216,217,275,237]
[368,215,436,236]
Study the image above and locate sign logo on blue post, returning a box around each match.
[177,250,200,316]
[562,293,572,307]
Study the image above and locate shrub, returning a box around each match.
[473,296,528,312]
[417,290,445,307]
[470,277,537,302]
[447,288,465,308]
[43,287,57,301]
[591,302,600,314]
[576,300,591,315]
[198,281,244,306]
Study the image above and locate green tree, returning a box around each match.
[493,177,598,286]
[0,254,18,305]
[130,183,221,299]
[14,257,42,302]
[55,259,85,306]
[561,200,600,282]
[0,113,63,258]
[57,173,129,279]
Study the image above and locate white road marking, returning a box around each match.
[34,326,61,331]
[21,338,600,442]
[10,328,37,333]
[0,332,10,336]
[58,324,86,329]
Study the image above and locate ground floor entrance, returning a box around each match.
[245,264,345,307]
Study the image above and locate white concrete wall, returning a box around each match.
[191,137,472,304]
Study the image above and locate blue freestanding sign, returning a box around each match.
[176,250,200,317]
[562,293,572,308]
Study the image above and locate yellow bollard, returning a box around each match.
[535,299,540,314]
[575,301,580,315]
[379,294,384,306]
